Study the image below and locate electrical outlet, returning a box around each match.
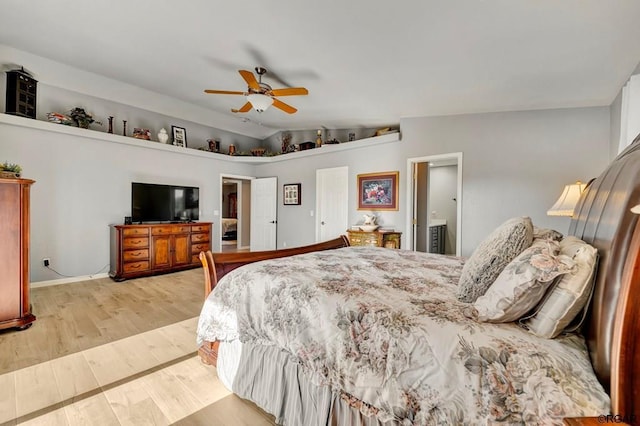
[43,258,50,267]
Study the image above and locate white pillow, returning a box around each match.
[457,217,534,303]
[522,236,597,338]
[473,239,576,323]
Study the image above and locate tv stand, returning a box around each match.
[109,222,212,281]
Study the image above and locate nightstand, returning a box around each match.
[347,230,402,249]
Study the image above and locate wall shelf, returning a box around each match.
[0,113,401,164]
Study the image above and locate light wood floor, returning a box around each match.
[0,269,276,425]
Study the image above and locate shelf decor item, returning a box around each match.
[316,129,323,148]
[357,171,399,211]
[0,161,22,179]
[133,128,151,140]
[283,183,301,205]
[172,125,187,147]
[158,128,169,143]
[207,139,220,152]
[107,116,114,133]
[69,107,100,128]
[5,67,37,119]
[46,112,74,126]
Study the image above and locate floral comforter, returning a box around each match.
[196,247,610,425]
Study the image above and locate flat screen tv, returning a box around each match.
[131,182,199,223]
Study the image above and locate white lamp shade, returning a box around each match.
[246,94,273,112]
[632,204,640,214]
[547,181,587,217]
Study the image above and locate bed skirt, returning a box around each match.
[217,340,389,426]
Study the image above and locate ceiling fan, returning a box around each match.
[204,67,308,114]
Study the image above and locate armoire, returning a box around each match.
[0,178,36,330]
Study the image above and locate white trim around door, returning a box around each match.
[405,153,463,256]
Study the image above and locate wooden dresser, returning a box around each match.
[0,178,36,330]
[347,230,402,249]
[109,222,212,281]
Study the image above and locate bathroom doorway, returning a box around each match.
[406,153,462,256]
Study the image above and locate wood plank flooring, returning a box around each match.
[0,269,276,425]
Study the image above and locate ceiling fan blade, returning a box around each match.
[239,70,260,90]
[270,87,309,97]
[272,98,297,114]
[204,89,245,95]
[231,102,253,113]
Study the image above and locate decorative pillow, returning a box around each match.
[522,236,598,338]
[533,226,563,242]
[457,217,534,303]
[472,239,576,323]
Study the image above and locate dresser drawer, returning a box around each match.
[122,237,149,249]
[123,261,150,273]
[192,254,202,264]
[123,227,148,237]
[191,233,210,243]
[349,234,378,246]
[191,224,211,233]
[191,242,210,253]
[151,225,190,235]
[123,249,149,262]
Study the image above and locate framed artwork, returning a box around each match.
[357,171,399,210]
[171,125,187,147]
[283,183,301,205]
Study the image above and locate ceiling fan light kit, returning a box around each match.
[204,67,308,115]
[246,93,274,113]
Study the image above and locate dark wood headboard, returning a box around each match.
[569,135,640,416]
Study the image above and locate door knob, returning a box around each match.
[321,221,325,225]
[270,220,277,224]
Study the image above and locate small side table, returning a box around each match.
[347,230,402,249]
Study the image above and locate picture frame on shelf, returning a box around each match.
[171,125,187,147]
[283,183,301,205]
[357,171,399,210]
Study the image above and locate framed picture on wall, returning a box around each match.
[357,171,399,210]
[283,183,301,205]
[171,125,187,147]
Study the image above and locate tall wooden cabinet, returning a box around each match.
[0,178,36,330]
[109,222,212,281]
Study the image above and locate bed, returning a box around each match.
[196,137,640,425]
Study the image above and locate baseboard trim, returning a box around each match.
[31,273,110,288]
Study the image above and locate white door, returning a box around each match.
[250,177,277,251]
[316,167,348,242]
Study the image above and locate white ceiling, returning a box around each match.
[2,0,640,139]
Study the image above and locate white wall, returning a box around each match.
[0,121,255,282]
[256,107,610,255]
[1,105,610,283]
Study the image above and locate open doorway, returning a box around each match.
[220,175,252,253]
[406,153,462,256]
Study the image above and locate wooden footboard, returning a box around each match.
[198,236,350,364]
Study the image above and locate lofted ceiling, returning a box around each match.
[1,1,640,139]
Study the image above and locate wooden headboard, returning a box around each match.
[569,136,640,417]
